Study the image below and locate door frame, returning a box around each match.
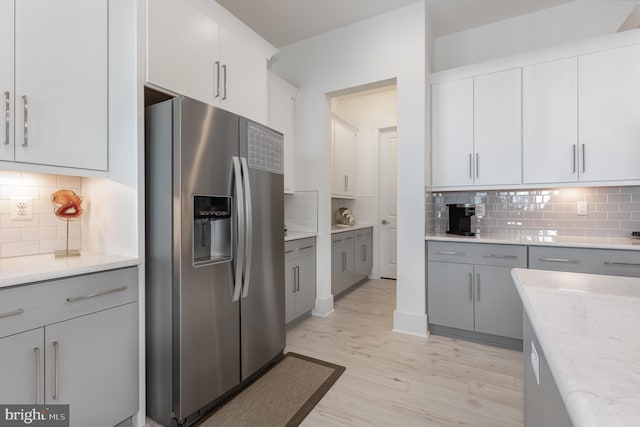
[378,126,397,279]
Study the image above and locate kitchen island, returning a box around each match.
[511,268,640,427]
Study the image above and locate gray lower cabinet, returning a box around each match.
[285,238,316,324]
[524,312,573,427]
[427,242,526,342]
[0,267,139,427]
[530,246,640,277]
[354,228,373,282]
[331,228,373,296]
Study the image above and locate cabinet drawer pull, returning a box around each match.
[332,239,343,244]
[34,347,42,404]
[300,245,314,250]
[539,257,578,263]
[345,236,354,240]
[603,261,640,267]
[284,249,294,254]
[66,285,128,302]
[52,341,59,400]
[22,95,28,147]
[0,307,24,319]
[482,254,518,259]
[4,91,9,145]
[436,251,462,255]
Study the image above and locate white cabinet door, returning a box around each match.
[523,58,578,184]
[431,78,473,187]
[268,72,297,193]
[474,69,521,186]
[14,0,107,171]
[147,0,220,105]
[0,0,13,162]
[0,328,44,404]
[332,119,356,197]
[45,303,138,427]
[219,26,268,124]
[579,43,640,182]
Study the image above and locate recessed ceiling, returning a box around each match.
[215,0,579,47]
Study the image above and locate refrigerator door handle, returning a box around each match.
[232,157,245,302]
[241,157,253,298]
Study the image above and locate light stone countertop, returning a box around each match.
[284,231,318,242]
[425,232,640,250]
[0,252,140,289]
[331,224,373,234]
[511,268,640,427]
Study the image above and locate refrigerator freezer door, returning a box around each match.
[177,98,241,419]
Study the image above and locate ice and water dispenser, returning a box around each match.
[193,195,232,265]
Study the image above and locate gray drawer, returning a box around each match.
[0,267,138,339]
[428,241,526,267]
[285,237,315,261]
[355,227,372,241]
[530,246,640,277]
[332,231,355,249]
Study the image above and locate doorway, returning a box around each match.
[378,127,397,279]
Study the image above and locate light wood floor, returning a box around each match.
[285,279,524,427]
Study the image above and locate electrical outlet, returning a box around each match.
[577,201,588,216]
[10,197,33,221]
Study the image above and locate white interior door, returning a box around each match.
[379,127,397,279]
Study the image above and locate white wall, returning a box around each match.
[435,0,637,71]
[272,1,428,336]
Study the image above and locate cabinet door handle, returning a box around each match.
[222,64,227,100]
[52,341,59,400]
[344,175,347,192]
[342,251,346,271]
[66,285,127,302]
[604,261,640,267]
[3,91,9,145]
[300,245,314,250]
[539,257,579,263]
[482,254,517,259]
[362,245,366,262]
[436,251,462,255]
[215,61,220,97]
[582,144,586,173]
[476,273,481,301]
[34,347,42,404]
[475,153,479,178]
[296,266,300,292]
[572,144,577,174]
[0,307,24,319]
[22,95,28,147]
[468,272,473,301]
[292,266,297,293]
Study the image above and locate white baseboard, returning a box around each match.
[392,310,429,338]
[312,294,334,317]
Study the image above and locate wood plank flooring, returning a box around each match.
[286,279,524,427]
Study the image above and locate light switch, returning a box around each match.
[577,201,588,216]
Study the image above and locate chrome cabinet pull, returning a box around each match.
[292,267,297,293]
[475,153,479,178]
[345,236,354,241]
[300,245,314,250]
[468,153,472,178]
[604,261,640,267]
[52,341,59,400]
[3,91,9,145]
[215,61,220,97]
[34,347,42,404]
[296,266,300,292]
[284,249,293,254]
[222,64,227,100]
[66,285,127,302]
[344,175,347,192]
[468,273,473,301]
[436,251,462,255]
[22,95,28,147]
[482,254,518,259]
[342,251,346,271]
[0,307,24,319]
[476,273,481,301]
[582,144,586,173]
[572,144,576,174]
[539,257,578,263]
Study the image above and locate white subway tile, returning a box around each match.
[1,241,39,258]
[0,228,21,243]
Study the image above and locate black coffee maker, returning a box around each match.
[446,204,476,236]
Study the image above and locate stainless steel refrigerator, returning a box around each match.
[145,95,285,427]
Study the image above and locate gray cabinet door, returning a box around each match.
[427,261,474,331]
[296,249,316,317]
[0,328,44,404]
[284,257,297,324]
[354,236,373,282]
[474,265,523,339]
[332,244,354,296]
[45,302,138,427]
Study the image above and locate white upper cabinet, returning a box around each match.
[0,0,13,162]
[11,0,107,171]
[523,58,578,184]
[431,78,474,188]
[332,117,357,198]
[147,0,220,106]
[473,69,522,186]
[219,26,268,124]
[578,43,640,182]
[268,72,297,193]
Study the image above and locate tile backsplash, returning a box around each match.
[0,171,83,258]
[285,191,319,232]
[331,197,377,226]
[430,186,640,238]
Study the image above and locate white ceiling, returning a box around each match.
[215,0,578,47]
